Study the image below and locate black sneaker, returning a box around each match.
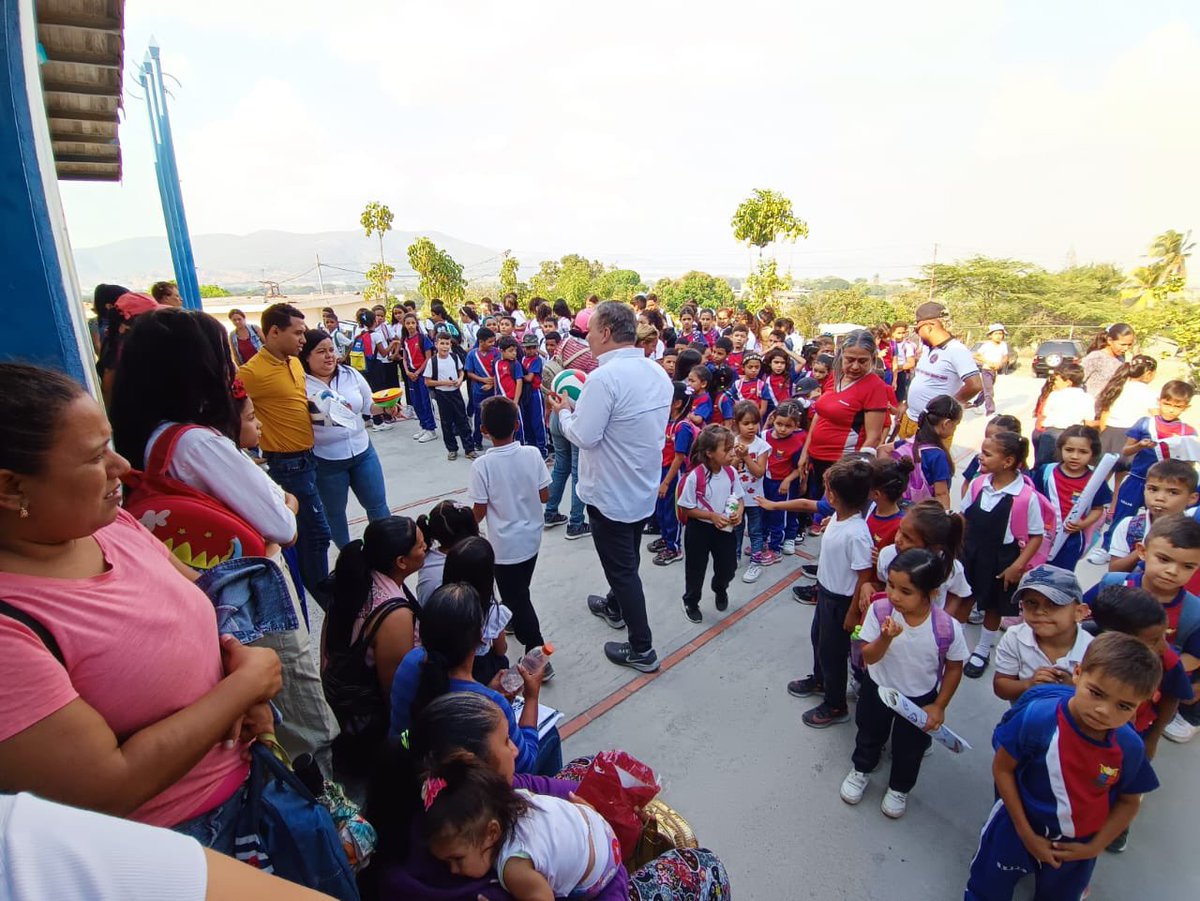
[788,676,822,698]
[1106,828,1129,854]
[604,641,660,672]
[544,513,568,529]
[647,538,667,553]
[792,584,818,605]
[682,600,703,623]
[643,521,661,536]
[802,702,851,729]
[587,594,624,629]
[715,592,729,612]
[963,652,991,679]
[565,523,592,541]
[801,564,819,576]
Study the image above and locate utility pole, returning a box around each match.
[928,243,938,300]
[316,253,326,295]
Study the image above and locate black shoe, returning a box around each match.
[565,522,592,541]
[643,521,661,536]
[802,702,851,729]
[788,676,822,698]
[963,652,990,679]
[802,564,819,576]
[544,513,568,529]
[604,641,660,672]
[682,600,703,624]
[587,594,624,629]
[647,538,667,553]
[715,592,729,612]
[540,660,556,683]
[1106,828,1129,854]
[792,584,818,605]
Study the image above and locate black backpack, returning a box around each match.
[322,593,419,740]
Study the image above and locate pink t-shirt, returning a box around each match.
[0,509,247,827]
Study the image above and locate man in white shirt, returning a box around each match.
[898,301,982,439]
[970,324,1009,416]
[546,302,673,672]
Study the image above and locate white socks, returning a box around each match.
[974,628,999,659]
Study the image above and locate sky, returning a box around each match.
[58,0,1200,283]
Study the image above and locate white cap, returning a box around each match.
[987,323,1005,335]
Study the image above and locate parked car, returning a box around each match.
[970,342,1019,375]
[1031,340,1085,378]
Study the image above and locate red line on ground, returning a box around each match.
[346,488,467,525]
[559,564,806,740]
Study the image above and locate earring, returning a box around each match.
[18,502,29,519]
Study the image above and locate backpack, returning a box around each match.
[850,593,956,683]
[322,596,419,740]
[968,474,1058,570]
[1096,571,1200,653]
[894,442,934,504]
[676,464,736,525]
[348,330,372,372]
[1038,465,1103,551]
[121,425,268,568]
[0,600,63,665]
[543,343,590,387]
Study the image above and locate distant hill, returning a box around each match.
[72,229,505,292]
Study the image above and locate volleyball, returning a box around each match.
[551,368,587,403]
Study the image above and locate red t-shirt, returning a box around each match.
[879,340,895,374]
[404,334,427,371]
[807,373,890,461]
[737,377,767,404]
[867,508,904,550]
[821,373,835,394]
[495,359,522,400]
[767,373,792,405]
[766,428,807,480]
[727,351,744,376]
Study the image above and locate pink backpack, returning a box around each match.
[967,474,1058,570]
[676,464,736,524]
[893,442,934,504]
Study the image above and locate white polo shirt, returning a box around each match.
[905,338,979,421]
[559,346,673,523]
[993,621,1093,681]
[468,442,551,564]
[977,340,1009,371]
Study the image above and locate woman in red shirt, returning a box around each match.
[798,330,889,521]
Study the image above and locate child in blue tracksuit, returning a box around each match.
[464,327,498,449]
[519,333,548,459]
[651,381,696,567]
[964,633,1160,901]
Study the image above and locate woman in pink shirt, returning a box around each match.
[0,363,281,835]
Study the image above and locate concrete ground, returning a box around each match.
[316,369,1197,900]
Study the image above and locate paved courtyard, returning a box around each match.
[317,369,1197,900]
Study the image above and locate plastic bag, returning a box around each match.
[574,750,661,859]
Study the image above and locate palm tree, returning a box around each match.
[1122,264,1164,310]
[1149,229,1194,281]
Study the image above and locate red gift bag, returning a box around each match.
[574,751,661,859]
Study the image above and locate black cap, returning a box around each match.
[915,301,949,322]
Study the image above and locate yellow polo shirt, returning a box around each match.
[237,351,314,453]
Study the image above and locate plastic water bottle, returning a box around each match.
[519,643,555,678]
[721,496,739,531]
[499,669,524,694]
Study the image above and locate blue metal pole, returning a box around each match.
[139,63,186,301]
[146,43,201,310]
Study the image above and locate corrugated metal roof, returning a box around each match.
[36,0,125,182]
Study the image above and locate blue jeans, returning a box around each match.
[763,477,801,550]
[314,444,390,549]
[655,466,681,553]
[545,413,584,527]
[266,450,332,602]
[733,505,765,561]
[173,785,244,850]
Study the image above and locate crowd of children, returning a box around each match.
[339,295,1198,899]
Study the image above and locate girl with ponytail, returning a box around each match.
[1095,354,1158,464]
[388,583,561,776]
[414,500,480,604]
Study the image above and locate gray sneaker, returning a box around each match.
[604,641,660,672]
[587,594,624,629]
[544,513,568,529]
[565,522,592,541]
[447,451,458,461]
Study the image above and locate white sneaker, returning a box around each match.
[968,608,985,625]
[372,421,393,432]
[417,430,438,443]
[1085,547,1110,565]
[742,561,763,584]
[840,770,870,805]
[782,539,796,555]
[847,677,860,701]
[1164,712,1198,744]
[881,789,908,819]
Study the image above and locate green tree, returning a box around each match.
[593,268,646,302]
[651,271,735,312]
[198,284,232,298]
[731,189,809,261]
[407,236,466,306]
[1123,230,1192,310]
[499,252,520,296]
[786,286,896,336]
[744,258,791,309]
[360,201,395,305]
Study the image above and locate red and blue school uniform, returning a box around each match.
[402,332,437,431]
[494,356,526,440]
[698,327,721,350]
[1109,415,1197,531]
[966,684,1158,901]
[465,345,497,448]
[766,371,793,408]
[656,418,699,554]
[690,391,715,424]
[714,391,735,425]
[878,339,896,385]
[734,376,773,415]
[726,351,745,376]
[1086,571,1200,662]
[866,506,904,552]
[763,428,807,552]
[520,351,548,459]
[1033,463,1112,571]
[1133,644,1194,735]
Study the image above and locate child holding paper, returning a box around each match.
[1032,425,1112,572]
[839,547,967,819]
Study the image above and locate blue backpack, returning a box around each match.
[235,742,360,900]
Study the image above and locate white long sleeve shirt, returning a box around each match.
[558,346,672,522]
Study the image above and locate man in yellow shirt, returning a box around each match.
[239,303,332,604]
